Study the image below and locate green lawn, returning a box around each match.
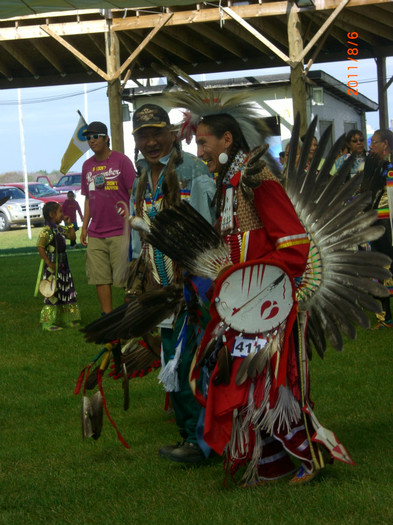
[0,230,392,525]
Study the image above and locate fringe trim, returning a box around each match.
[256,385,301,435]
[252,370,272,428]
[157,316,187,392]
[241,429,262,486]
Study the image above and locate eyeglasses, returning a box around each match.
[370,140,382,146]
[86,134,106,140]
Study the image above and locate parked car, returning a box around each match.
[0,186,44,231]
[36,173,81,193]
[1,182,68,205]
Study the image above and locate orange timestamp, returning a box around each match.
[347,32,359,96]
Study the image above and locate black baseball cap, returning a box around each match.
[132,104,170,134]
[83,121,108,136]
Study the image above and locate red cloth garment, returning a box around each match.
[195,165,316,480]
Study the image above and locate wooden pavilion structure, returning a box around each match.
[1,1,392,150]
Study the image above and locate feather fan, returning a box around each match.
[287,114,391,357]
[213,346,233,386]
[146,201,231,280]
[82,285,184,343]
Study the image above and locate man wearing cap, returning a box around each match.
[130,103,216,464]
[80,121,136,314]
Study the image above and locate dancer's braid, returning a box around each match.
[213,138,242,218]
[134,148,143,177]
[174,140,184,167]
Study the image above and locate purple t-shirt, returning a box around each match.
[81,151,136,238]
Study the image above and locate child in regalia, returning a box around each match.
[36,201,81,331]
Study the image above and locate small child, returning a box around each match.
[62,191,83,248]
[37,201,81,331]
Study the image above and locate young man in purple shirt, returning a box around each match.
[80,121,136,314]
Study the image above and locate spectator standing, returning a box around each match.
[80,121,136,314]
[333,129,366,177]
[369,129,393,328]
[62,190,83,248]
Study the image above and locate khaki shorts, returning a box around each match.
[86,236,125,287]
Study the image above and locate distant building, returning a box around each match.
[122,70,378,159]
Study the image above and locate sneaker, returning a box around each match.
[168,441,207,464]
[372,319,392,330]
[158,442,183,459]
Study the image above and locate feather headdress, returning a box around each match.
[165,88,270,150]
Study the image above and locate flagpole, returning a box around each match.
[84,84,90,160]
[17,88,31,239]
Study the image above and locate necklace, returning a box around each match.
[223,150,248,186]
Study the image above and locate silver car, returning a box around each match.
[0,186,44,231]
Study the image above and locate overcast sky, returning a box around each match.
[0,57,392,175]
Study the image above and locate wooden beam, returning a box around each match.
[304,28,331,74]
[32,38,66,76]
[117,32,143,69]
[0,41,39,77]
[0,1,391,41]
[165,26,221,62]
[110,13,173,81]
[339,8,393,41]
[121,30,167,69]
[377,2,393,13]
[330,12,381,45]
[87,33,107,57]
[169,63,201,89]
[294,0,349,65]
[207,20,268,57]
[377,57,389,129]
[40,24,109,81]
[288,2,307,136]
[150,62,199,92]
[251,17,290,50]
[352,5,393,28]
[105,30,124,153]
[220,7,291,65]
[385,74,393,91]
[0,58,13,79]
[305,11,348,46]
[187,23,245,58]
[149,31,195,63]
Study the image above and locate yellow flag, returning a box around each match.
[60,115,88,174]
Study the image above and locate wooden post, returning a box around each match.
[105,27,124,153]
[377,56,389,130]
[288,4,307,137]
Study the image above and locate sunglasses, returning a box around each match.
[86,133,106,140]
[350,138,364,143]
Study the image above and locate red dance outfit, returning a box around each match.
[191,157,343,484]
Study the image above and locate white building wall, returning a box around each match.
[306,88,364,143]
[124,84,366,158]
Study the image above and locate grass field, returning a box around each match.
[0,229,392,524]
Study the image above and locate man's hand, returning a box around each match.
[80,227,88,246]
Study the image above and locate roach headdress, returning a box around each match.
[165,88,270,150]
